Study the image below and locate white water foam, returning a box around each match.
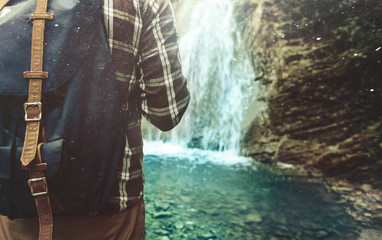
[143,141,254,167]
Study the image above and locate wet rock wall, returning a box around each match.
[236,0,382,225]
[238,0,382,186]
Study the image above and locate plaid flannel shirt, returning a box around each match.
[102,0,190,212]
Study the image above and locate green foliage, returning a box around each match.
[281,0,382,55]
[279,0,382,119]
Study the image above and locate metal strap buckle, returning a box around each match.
[27,177,48,197]
[24,102,42,122]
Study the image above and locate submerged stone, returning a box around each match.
[159,237,171,240]
[314,230,329,239]
[175,222,184,229]
[153,211,172,219]
[154,200,170,211]
[198,230,217,239]
[361,184,373,193]
[245,213,263,223]
[180,195,192,202]
[154,229,170,236]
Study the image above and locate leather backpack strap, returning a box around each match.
[0,0,10,11]
[21,0,54,239]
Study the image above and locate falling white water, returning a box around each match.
[143,0,257,154]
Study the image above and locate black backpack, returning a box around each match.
[0,0,125,237]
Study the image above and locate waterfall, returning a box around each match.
[143,0,257,154]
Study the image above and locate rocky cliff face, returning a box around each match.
[237,0,382,225]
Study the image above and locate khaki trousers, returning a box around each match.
[0,199,144,240]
